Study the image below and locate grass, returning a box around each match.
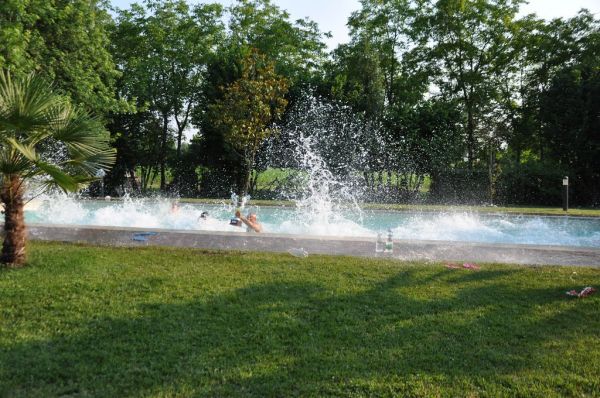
[1,242,599,397]
[252,168,433,193]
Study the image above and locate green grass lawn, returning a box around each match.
[252,168,433,193]
[1,242,599,397]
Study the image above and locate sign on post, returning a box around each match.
[562,177,569,212]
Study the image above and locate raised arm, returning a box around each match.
[237,212,262,233]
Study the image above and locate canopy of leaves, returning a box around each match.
[0,70,115,192]
[211,50,289,158]
[0,0,125,114]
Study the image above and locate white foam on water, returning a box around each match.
[36,196,89,225]
[25,198,600,247]
[275,216,371,237]
[392,213,506,243]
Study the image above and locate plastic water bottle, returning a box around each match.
[384,229,393,253]
[288,248,308,258]
[375,233,384,253]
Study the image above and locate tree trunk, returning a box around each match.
[249,170,259,196]
[466,100,475,170]
[488,144,496,205]
[160,115,169,192]
[237,160,251,198]
[141,166,150,193]
[128,167,139,193]
[1,175,26,266]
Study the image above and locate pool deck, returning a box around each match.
[26,223,600,267]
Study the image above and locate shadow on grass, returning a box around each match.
[1,268,598,396]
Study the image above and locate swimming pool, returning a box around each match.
[25,198,600,248]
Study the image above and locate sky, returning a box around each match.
[110,0,600,50]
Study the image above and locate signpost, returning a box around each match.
[562,176,569,212]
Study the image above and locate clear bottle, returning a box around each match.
[375,233,384,253]
[384,229,393,253]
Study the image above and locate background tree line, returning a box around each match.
[1,0,598,206]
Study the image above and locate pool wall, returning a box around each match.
[23,223,600,267]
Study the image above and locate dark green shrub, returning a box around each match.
[429,169,489,204]
[495,162,567,206]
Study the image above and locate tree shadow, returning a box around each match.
[1,268,598,396]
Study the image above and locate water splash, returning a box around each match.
[18,93,600,248]
[230,192,251,210]
[272,95,382,231]
[25,197,600,247]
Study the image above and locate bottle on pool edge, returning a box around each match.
[384,229,393,253]
[375,233,384,253]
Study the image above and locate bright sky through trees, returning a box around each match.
[110,0,600,49]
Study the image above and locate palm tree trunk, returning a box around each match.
[1,175,26,266]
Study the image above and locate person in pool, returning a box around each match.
[234,210,263,233]
[198,211,209,221]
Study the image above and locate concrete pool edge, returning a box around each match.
[22,223,600,267]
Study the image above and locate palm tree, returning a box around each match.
[0,70,115,266]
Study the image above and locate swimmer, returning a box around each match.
[198,211,209,221]
[234,210,263,233]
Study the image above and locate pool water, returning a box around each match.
[25,198,600,248]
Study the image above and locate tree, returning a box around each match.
[0,0,125,114]
[111,0,223,192]
[426,0,524,170]
[210,50,288,197]
[325,39,386,118]
[0,71,115,266]
[346,0,427,108]
[227,0,328,95]
[192,0,328,198]
[106,111,165,194]
[502,10,600,205]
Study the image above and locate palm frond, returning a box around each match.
[0,70,115,192]
[63,150,117,174]
[0,149,33,175]
[6,138,37,160]
[52,106,116,174]
[0,71,65,143]
[30,161,79,192]
[8,130,104,192]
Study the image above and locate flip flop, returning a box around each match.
[567,287,597,298]
[445,263,461,269]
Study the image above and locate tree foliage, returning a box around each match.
[0,0,124,114]
[210,50,288,196]
[111,0,223,192]
[2,0,598,206]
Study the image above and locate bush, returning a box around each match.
[429,169,490,204]
[495,162,567,206]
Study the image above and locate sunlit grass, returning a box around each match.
[1,242,599,397]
